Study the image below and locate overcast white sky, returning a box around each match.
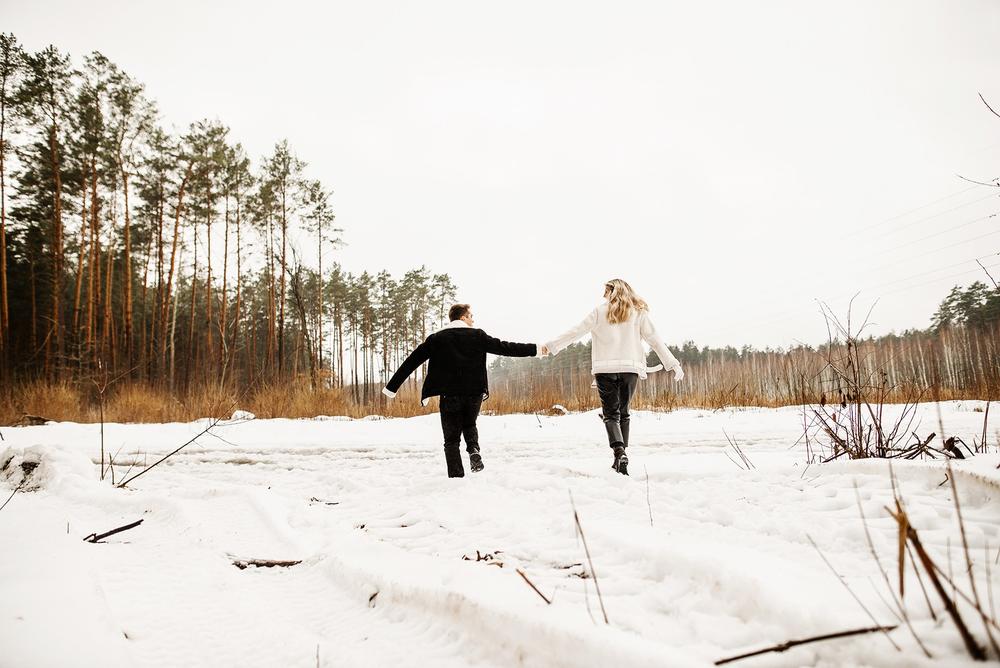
[5,0,1000,349]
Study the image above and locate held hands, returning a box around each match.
[539,344,550,356]
[672,366,685,382]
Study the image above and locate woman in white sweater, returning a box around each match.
[543,279,684,475]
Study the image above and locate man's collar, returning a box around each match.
[443,319,471,329]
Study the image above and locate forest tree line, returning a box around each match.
[0,34,461,405]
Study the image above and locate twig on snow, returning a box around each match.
[516,568,552,605]
[116,418,222,488]
[723,430,755,470]
[907,541,938,622]
[858,477,933,658]
[0,480,24,513]
[570,490,609,624]
[83,519,144,543]
[117,380,257,488]
[232,558,302,570]
[714,625,898,666]
[885,490,986,660]
[986,543,997,629]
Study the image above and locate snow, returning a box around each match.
[0,402,998,667]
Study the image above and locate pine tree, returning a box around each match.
[0,33,24,367]
[17,45,74,378]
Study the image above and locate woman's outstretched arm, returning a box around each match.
[544,308,598,356]
[639,312,684,379]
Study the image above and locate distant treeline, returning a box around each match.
[490,281,1000,410]
[0,33,459,405]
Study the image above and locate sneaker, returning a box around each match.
[470,452,485,473]
[611,446,628,476]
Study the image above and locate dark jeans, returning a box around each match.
[596,373,638,448]
[440,394,483,477]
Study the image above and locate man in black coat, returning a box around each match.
[382,303,543,477]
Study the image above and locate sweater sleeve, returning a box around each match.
[384,339,433,394]
[480,331,537,358]
[545,309,598,355]
[639,311,681,371]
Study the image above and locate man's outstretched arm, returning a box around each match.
[382,340,432,398]
[480,332,538,358]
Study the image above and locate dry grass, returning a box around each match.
[0,376,992,427]
[0,380,83,425]
[0,379,441,425]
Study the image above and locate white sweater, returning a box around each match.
[545,303,681,379]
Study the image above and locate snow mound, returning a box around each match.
[230,410,256,421]
[360,415,387,421]
[312,415,353,421]
[0,444,96,492]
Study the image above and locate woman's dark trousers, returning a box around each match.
[439,395,483,477]
[595,373,638,448]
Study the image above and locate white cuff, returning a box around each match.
[382,387,396,399]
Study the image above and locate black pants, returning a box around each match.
[596,373,638,448]
[439,395,483,478]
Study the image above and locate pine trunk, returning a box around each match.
[120,156,134,373]
[47,124,64,378]
[160,163,192,382]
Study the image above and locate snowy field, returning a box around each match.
[1,402,999,668]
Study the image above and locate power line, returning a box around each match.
[696,250,1000,340]
[875,259,1000,299]
[863,192,999,241]
[701,222,1000,332]
[890,209,999,251]
[844,182,992,239]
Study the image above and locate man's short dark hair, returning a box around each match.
[449,303,471,322]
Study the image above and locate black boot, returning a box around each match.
[469,448,484,473]
[444,446,465,478]
[612,445,629,476]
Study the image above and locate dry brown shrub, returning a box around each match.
[0,380,82,424]
[99,384,180,423]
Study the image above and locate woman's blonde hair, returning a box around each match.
[604,279,648,324]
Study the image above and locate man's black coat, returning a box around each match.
[384,324,536,401]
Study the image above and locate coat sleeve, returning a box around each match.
[639,311,681,371]
[545,308,598,355]
[480,331,537,358]
[384,339,433,394]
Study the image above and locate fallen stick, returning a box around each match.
[714,625,898,665]
[888,505,986,661]
[516,568,552,605]
[0,481,24,513]
[570,491,609,624]
[83,519,144,543]
[232,558,302,570]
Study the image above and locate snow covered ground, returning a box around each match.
[1,402,998,667]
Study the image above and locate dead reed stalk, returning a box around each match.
[570,491,609,625]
